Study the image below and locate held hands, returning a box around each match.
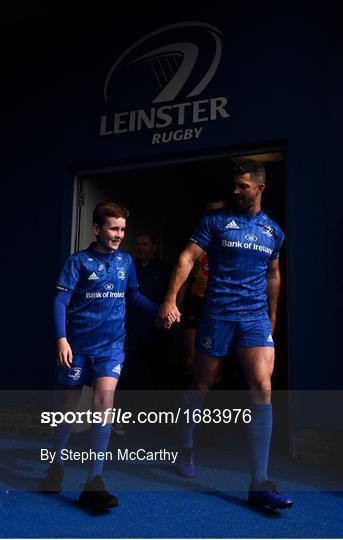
[156,301,181,329]
[155,312,175,329]
[56,337,73,369]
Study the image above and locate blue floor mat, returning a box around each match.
[0,436,342,538]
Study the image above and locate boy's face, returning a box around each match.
[93,216,126,253]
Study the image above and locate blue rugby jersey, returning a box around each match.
[189,209,285,320]
[56,244,154,354]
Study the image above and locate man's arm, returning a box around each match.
[159,241,204,323]
[266,258,281,335]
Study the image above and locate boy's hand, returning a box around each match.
[56,338,73,369]
[155,312,176,330]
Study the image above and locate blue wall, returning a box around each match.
[2,5,342,430]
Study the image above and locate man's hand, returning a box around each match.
[158,301,181,327]
[56,337,73,369]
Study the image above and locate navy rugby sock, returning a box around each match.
[180,390,206,449]
[86,423,112,483]
[247,403,272,485]
[52,422,72,465]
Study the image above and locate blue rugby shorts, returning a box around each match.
[58,348,125,386]
[195,314,274,357]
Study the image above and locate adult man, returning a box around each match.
[159,159,293,510]
[125,233,172,389]
[134,233,171,304]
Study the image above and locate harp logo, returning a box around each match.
[104,22,223,104]
[100,22,230,144]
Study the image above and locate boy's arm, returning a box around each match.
[54,290,73,369]
[54,254,82,369]
[125,259,174,329]
[125,257,159,317]
[125,285,158,317]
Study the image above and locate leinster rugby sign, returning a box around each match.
[100,22,230,145]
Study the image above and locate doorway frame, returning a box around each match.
[68,142,292,451]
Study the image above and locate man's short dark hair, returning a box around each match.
[93,201,129,227]
[232,159,266,184]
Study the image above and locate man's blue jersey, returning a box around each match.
[57,245,140,354]
[190,209,285,321]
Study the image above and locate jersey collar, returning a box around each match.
[88,243,120,262]
[230,209,265,221]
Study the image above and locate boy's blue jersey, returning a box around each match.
[190,209,285,321]
[57,246,138,354]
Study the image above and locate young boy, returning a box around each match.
[41,201,160,510]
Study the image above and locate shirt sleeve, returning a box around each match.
[125,257,158,317]
[189,213,216,250]
[56,255,81,293]
[53,290,71,340]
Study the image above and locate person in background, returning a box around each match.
[134,233,172,305]
[123,232,172,390]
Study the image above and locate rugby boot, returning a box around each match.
[248,480,293,510]
[175,448,195,478]
[78,475,119,510]
[40,461,64,493]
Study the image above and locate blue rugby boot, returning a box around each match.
[176,448,195,478]
[248,480,293,510]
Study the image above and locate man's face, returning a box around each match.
[135,235,156,264]
[232,173,264,212]
[93,216,126,252]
